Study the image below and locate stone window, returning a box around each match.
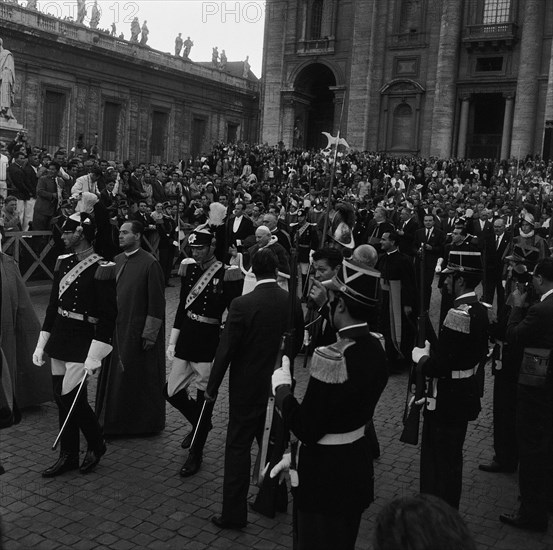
[42,90,66,151]
[191,117,207,158]
[483,0,511,24]
[310,0,324,39]
[399,0,423,34]
[102,101,121,154]
[151,110,168,160]
[227,122,239,143]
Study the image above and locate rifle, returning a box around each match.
[399,244,427,445]
[250,230,300,518]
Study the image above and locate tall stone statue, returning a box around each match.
[110,23,116,37]
[140,21,149,46]
[130,17,140,43]
[89,0,100,30]
[219,49,227,71]
[175,33,183,56]
[243,55,250,78]
[212,47,219,67]
[76,0,86,25]
[183,37,193,58]
[0,39,15,121]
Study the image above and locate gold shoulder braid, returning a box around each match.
[443,305,471,334]
[54,253,73,272]
[95,261,116,280]
[178,257,196,277]
[310,338,355,384]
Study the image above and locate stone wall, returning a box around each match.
[1,0,259,161]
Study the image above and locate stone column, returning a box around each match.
[542,35,553,143]
[429,0,463,158]
[457,95,470,158]
[511,0,544,157]
[500,93,515,160]
[281,92,296,148]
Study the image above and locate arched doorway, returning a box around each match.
[293,63,336,149]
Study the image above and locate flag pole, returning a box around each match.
[321,89,347,247]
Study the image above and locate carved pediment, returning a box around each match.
[380,79,425,95]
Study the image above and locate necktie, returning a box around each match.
[426,229,430,242]
[496,236,500,250]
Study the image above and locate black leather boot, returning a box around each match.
[42,452,79,478]
[179,450,202,477]
[80,440,107,474]
[164,385,200,447]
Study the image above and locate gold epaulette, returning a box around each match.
[310,338,355,384]
[54,253,72,272]
[94,261,116,280]
[443,306,471,334]
[224,265,244,281]
[178,257,196,277]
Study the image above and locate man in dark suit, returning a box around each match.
[482,218,510,314]
[500,258,553,533]
[468,208,493,249]
[206,248,303,529]
[397,207,419,260]
[414,214,445,311]
[226,201,254,253]
[412,250,489,509]
[32,161,59,230]
[440,206,458,236]
[132,199,158,252]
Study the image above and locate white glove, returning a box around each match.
[269,452,291,484]
[32,331,51,366]
[84,340,113,375]
[435,258,443,274]
[169,328,180,346]
[412,340,430,364]
[272,355,292,393]
[167,328,180,362]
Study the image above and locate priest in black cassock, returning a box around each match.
[376,230,417,373]
[96,220,166,435]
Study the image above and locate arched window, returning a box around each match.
[391,103,414,150]
[310,0,324,40]
[483,0,511,24]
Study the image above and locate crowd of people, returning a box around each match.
[1,134,553,546]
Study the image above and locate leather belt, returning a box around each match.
[186,310,220,325]
[318,426,365,446]
[57,307,99,324]
[451,367,477,379]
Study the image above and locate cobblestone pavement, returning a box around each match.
[0,279,551,550]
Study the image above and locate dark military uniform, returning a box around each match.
[438,239,480,324]
[42,249,117,464]
[275,325,388,550]
[173,257,233,364]
[290,220,319,264]
[165,255,235,457]
[419,293,488,509]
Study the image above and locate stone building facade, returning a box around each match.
[261,0,553,160]
[0,1,259,162]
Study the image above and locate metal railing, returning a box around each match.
[1,231,58,282]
